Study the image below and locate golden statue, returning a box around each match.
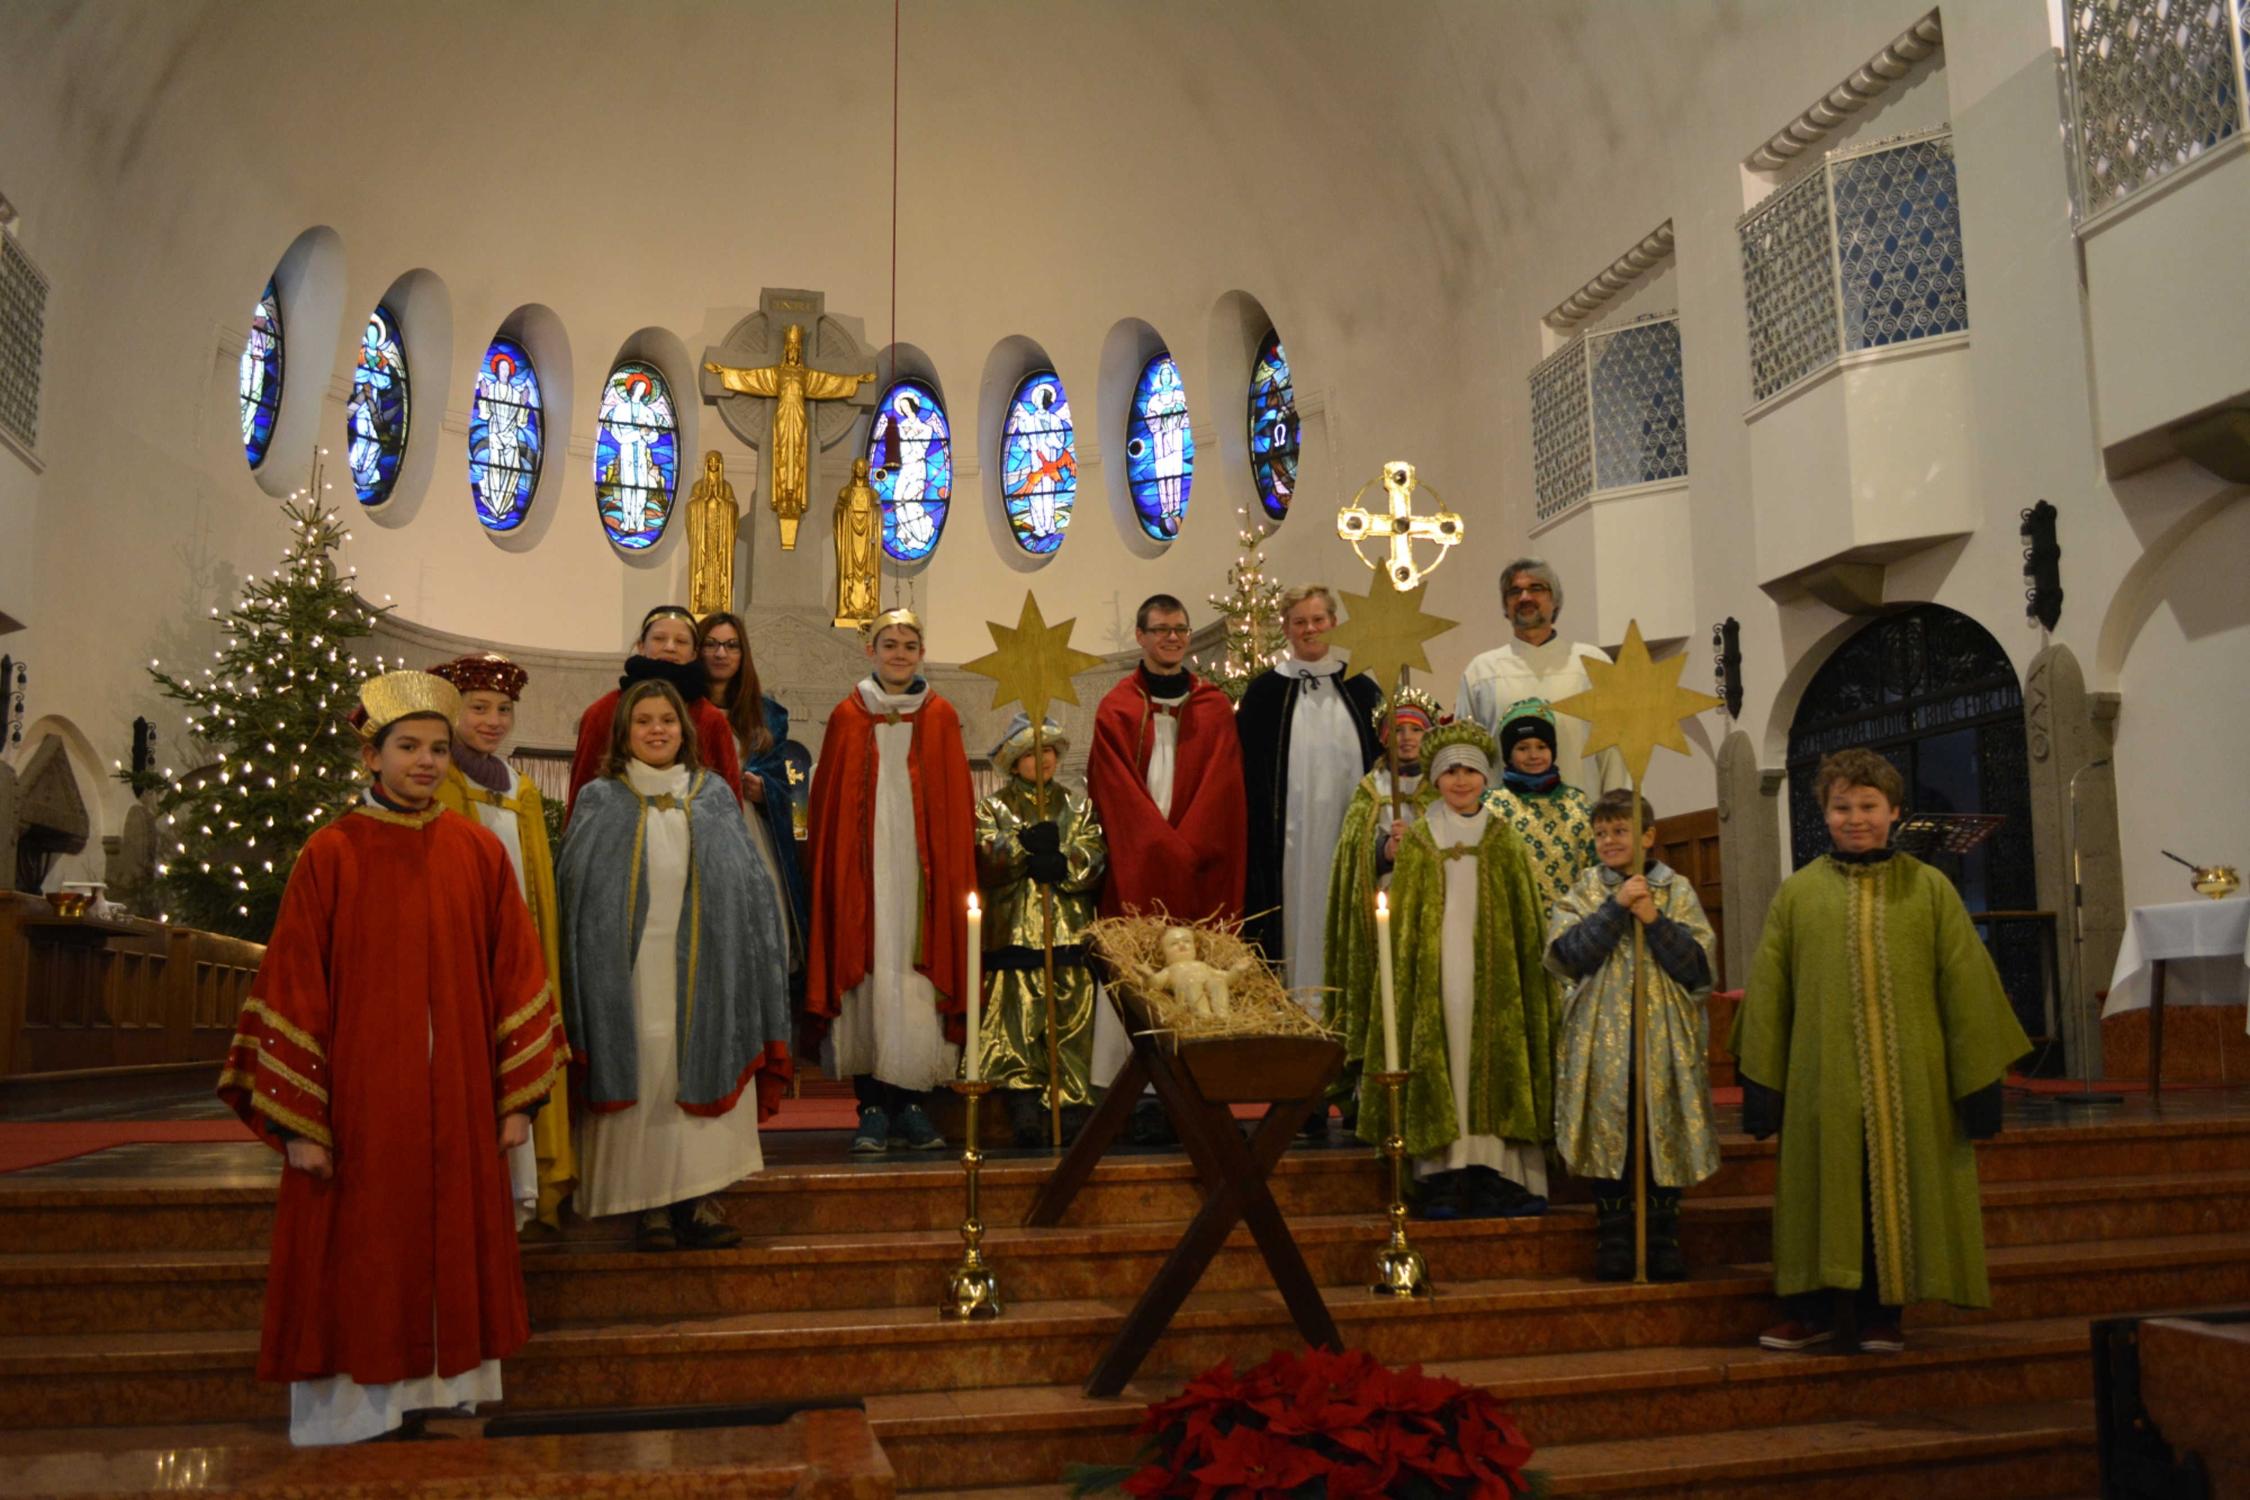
[686,450,740,618]
[704,324,875,550]
[833,457,883,629]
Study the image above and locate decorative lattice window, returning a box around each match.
[2067,0,2248,218]
[0,235,46,455]
[1740,171,1841,402]
[1738,129,1970,404]
[1529,339,1590,523]
[1529,315,1685,524]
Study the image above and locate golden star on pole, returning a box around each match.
[1550,620,1721,786]
[1325,576,1459,693]
[961,590,1107,724]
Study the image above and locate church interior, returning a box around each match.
[2,0,2247,1494]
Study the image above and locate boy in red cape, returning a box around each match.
[218,670,561,1445]
[1088,593,1246,924]
[566,604,742,818]
[806,607,979,1155]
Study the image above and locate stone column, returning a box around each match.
[2023,643,2122,1080]
[1714,729,1783,993]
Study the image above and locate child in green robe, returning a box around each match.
[1547,791,1719,1282]
[1323,686,1442,1118]
[1377,720,1553,1221]
[1732,749,2030,1355]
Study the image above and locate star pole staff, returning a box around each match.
[962,593,1106,1150]
[1552,620,1720,1285]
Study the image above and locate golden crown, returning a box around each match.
[356,671,463,740]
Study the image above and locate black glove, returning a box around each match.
[1026,850,1069,885]
[1741,1076,1783,1141]
[1017,820,1062,856]
[1957,1081,2004,1140]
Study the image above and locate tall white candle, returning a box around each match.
[1375,890,1400,1073]
[964,893,984,1082]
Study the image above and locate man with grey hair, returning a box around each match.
[1456,558,1623,794]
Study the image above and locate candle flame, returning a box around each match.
[967,892,980,915]
[1375,891,1388,916]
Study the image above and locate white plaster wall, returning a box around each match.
[2110,499,2250,911]
[2081,148,2250,452]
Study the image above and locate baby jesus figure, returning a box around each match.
[1135,926,1255,1022]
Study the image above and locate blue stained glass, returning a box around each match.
[345,305,410,505]
[594,361,678,549]
[467,336,543,532]
[239,280,283,469]
[1125,351,1194,540]
[865,377,952,562]
[1000,370,1076,555]
[1247,329,1297,523]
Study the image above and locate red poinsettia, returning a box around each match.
[1068,1345,1545,1499]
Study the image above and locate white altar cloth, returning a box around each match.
[2101,898,2249,1030]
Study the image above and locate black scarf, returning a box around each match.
[1137,664,1191,700]
[619,654,711,702]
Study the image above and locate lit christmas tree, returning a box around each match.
[1198,501,1286,702]
[149,452,392,938]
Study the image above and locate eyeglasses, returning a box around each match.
[1503,582,1553,599]
[1141,625,1192,639]
[703,639,743,654]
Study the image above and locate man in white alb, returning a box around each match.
[1456,558,1624,795]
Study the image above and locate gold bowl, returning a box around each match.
[44,891,93,917]
[2192,864,2241,900]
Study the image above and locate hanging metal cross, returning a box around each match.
[1335,461,1464,592]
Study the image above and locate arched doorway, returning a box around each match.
[1786,604,2045,1057]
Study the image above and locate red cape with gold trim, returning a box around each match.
[218,803,559,1386]
[804,688,979,1036]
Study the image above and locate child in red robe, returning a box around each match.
[567,604,742,818]
[805,607,978,1156]
[218,671,561,1444]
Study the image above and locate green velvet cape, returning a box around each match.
[1323,769,1438,1080]
[1731,854,2031,1308]
[1358,810,1553,1156]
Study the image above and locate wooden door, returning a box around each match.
[1654,807,1725,989]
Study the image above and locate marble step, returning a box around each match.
[901,1400,2096,1499]
[6,1167,2244,1337]
[0,1407,894,1499]
[1,1230,2241,1430]
[865,1313,2102,1490]
[7,1108,2247,1254]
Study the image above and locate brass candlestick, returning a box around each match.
[940,1079,1003,1320]
[1366,1070,1431,1298]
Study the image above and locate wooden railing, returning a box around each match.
[0,894,265,1077]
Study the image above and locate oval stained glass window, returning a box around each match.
[1248,329,1298,522]
[594,360,679,549]
[239,280,283,470]
[467,336,543,532]
[1001,370,1076,555]
[345,304,410,505]
[866,377,952,562]
[1125,351,1194,540]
